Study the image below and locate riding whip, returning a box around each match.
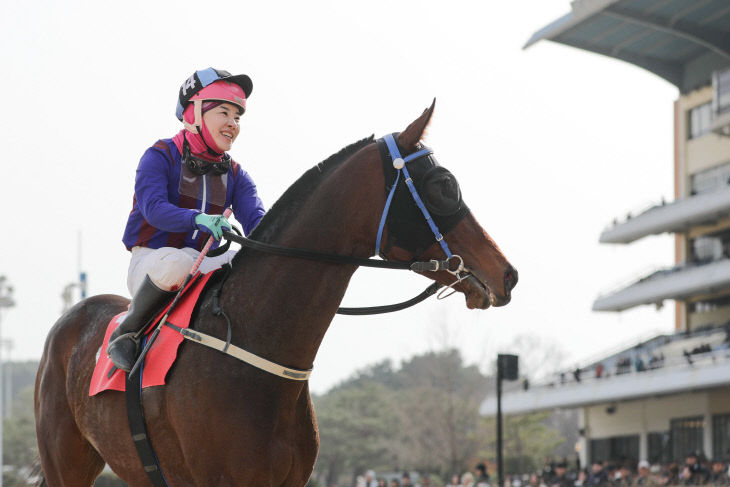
[128,208,233,377]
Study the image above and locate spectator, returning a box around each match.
[377,479,388,487]
[682,452,708,485]
[475,462,490,487]
[587,460,608,486]
[575,469,587,486]
[364,470,378,487]
[390,480,401,487]
[401,472,419,487]
[549,461,571,487]
[595,364,604,379]
[446,475,461,487]
[461,472,475,487]
[632,461,655,486]
[573,367,582,383]
[614,464,632,487]
[707,458,729,486]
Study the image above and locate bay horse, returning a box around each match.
[34,101,517,486]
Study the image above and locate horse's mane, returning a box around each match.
[241,135,375,247]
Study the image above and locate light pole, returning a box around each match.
[0,276,15,487]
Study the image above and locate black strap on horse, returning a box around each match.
[219,228,456,315]
[220,229,458,273]
[125,344,170,487]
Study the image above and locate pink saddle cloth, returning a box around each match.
[89,271,215,396]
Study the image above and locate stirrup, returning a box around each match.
[107,332,141,372]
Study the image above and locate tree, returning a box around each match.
[480,411,565,475]
[314,381,398,486]
[393,350,490,477]
[4,386,37,471]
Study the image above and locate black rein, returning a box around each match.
[217,228,449,315]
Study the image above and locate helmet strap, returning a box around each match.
[182,100,223,157]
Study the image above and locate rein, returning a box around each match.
[219,229,457,315]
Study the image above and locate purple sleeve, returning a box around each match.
[135,148,199,232]
[231,168,266,236]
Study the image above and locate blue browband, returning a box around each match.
[375,134,454,258]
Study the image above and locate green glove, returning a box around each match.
[194,213,232,240]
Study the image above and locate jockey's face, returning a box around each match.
[203,102,241,152]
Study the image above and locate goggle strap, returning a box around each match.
[375,170,401,256]
[401,164,453,258]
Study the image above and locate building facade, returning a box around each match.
[482,0,730,468]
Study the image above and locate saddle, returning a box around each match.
[89,270,217,396]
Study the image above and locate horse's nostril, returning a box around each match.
[504,266,518,292]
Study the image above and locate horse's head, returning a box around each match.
[378,100,517,309]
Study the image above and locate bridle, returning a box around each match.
[216,134,475,314]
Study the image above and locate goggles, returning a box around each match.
[183,139,231,176]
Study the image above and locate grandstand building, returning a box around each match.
[482,0,730,468]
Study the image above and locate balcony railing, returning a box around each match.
[480,345,730,416]
[592,258,730,312]
[599,189,730,244]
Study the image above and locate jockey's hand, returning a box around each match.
[195,213,232,240]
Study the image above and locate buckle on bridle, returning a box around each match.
[436,255,468,300]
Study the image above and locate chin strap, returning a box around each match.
[182,100,224,157]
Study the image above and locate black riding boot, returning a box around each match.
[106,275,176,372]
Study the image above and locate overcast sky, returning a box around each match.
[0,0,679,394]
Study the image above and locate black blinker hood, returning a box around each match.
[376,134,469,257]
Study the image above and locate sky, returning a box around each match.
[0,0,679,394]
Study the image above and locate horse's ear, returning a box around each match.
[398,99,436,151]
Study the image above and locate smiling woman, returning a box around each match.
[107,67,267,373]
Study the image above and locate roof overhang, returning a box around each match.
[600,188,730,243]
[593,258,730,311]
[525,0,730,92]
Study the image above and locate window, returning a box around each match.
[689,102,712,139]
[713,414,730,459]
[648,431,671,464]
[590,435,640,464]
[714,68,730,115]
[671,416,705,461]
[690,160,730,195]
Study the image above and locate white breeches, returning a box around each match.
[127,246,237,295]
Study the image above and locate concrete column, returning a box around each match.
[579,408,589,467]
[640,399,649,461]
[704,411,713,459]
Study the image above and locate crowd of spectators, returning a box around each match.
[501,452,730,487]
[354,463,492,487]
[349,453,730,487]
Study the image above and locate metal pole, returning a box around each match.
[0,276,15,487]
[3,341,11,419]
[0,310,3,487]
[497,357,503,487]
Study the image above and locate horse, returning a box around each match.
[34,101,517,486]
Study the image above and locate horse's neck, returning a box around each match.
[224,152,382,372]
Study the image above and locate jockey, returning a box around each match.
[108,68,266,372]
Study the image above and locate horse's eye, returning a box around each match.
[420,167,462,216]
